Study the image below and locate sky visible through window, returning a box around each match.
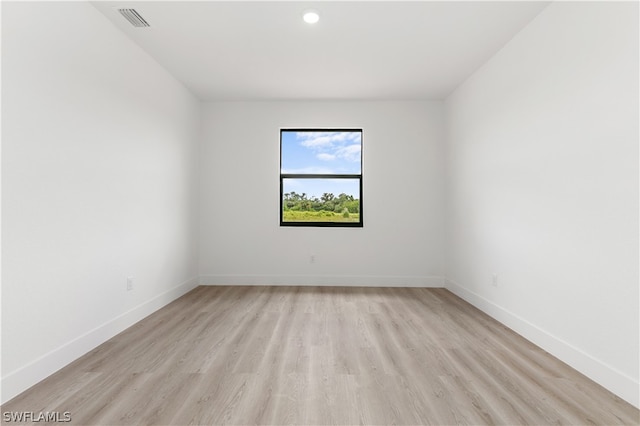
[281,131,361,199]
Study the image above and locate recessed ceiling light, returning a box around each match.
[303,10,320,24]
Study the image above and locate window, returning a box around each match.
[280,129,363,227]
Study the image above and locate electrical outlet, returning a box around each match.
[126,276,134,291]
[492,273,498,287]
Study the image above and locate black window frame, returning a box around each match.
[280,128,363,228]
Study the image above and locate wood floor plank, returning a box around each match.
[3,286,638,425]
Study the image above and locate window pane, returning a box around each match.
[282,178,361,223]
[281,130,361,174]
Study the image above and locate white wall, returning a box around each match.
[1,2,200,403]
[199,101,444,287]
[445,1,638,407]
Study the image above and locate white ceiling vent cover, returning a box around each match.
[118,8,150,27]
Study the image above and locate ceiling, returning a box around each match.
[91,1,549,101]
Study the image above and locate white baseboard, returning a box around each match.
[1,277,199,405]
[199,274,444,288]
[445,278,639,409]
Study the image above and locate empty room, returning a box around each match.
[1,0,639,424]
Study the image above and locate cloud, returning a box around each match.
[335,144,361,163]
[317,153,336,161]
[282,166,336,174]
[297,132,361,149]
[296,131,362,163]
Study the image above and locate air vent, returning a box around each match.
[118,8,150,27]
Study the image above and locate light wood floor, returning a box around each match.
[3,286,638,425]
